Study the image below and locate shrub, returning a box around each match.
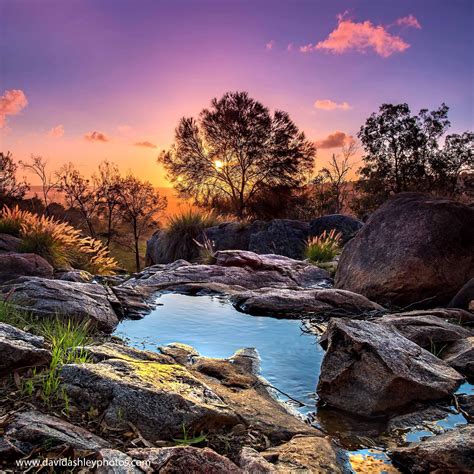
[305,229,342,263]
[162,209,221,262]
[0,206,117,274]
[194,234,217,264]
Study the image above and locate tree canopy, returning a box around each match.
[159,91,315,218]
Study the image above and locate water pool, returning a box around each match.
[115,292,323,414]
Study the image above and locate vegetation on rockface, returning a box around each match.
[0,301,91,406]
[161,210,221,262]
[0,206,118,274]
[305,229,342,263]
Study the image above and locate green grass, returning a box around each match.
[305,229,342,263]
[162,210,221,262]
[0,301,92,405]
[172,423,208,446]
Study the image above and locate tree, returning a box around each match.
[352,102,470,215]
[94,161,121,247]
[0,151,29,202]
[57,163,98,237]
[116,174,167,272]
[20,155,60,215]
[159,91,315,218]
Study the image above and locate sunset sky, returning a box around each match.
[1,0,473,186]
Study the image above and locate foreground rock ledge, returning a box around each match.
[317,319,464,416]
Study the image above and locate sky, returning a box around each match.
[1,0,473,186]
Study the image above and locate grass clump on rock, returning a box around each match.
[305,229,342,263]
[0,206,118,274]
[162,209,221,262]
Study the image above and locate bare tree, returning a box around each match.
[0,151,29,202]
[57,163,98,237]
[20,155,60,215]
[94,161,121,247]
[116,174,167,272]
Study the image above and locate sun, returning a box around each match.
[214,159,224,169]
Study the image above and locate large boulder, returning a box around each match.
[317,319,464,416]
[335,193,474,307]
[441,337,474,378]
[0,277,119,332]
[0,253,54,284]
[0,323,51,372]
[449,278,474,310]
[309,214,363,244]
[390,424,474,473]
[0,233,21,253]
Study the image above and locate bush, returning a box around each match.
[162,209,221,262]
[0,206,118,274]
[305,229,342,263]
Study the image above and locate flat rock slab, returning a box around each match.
[390,424,474,473]
[127,446,242,473]
[441,337,474,378]
[60,356,239,441]
[378,314,473,349]
[0,277,119,332]
[5,410,110,451]
[0,322,51,372]
[317,319,464,416]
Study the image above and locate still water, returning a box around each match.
[115,292,323,414]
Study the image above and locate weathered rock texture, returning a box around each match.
[0,253,54,283]
[0,233,21,253]
[335,193,474,307]
[0,277,119,332]
[449,278,474,310]
[317,319,464,416]
[390,424,474,473]
[0,322,51,372]
[441,337,474,378]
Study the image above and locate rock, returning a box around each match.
[60,356,239,441]
[378,314,472,350]
[335,193,474,307]
[0,277,119,332]
[238,447,275,473]
[205,222,258,253]
[94,449,143,474]
[232,287,383,317]
[127,447,242,473]
[247,219,310,260]
[259,435,346,473]
[317,319,464,416]
[57,269,93,283]
[0,233,21,253]
[456,394,474,421]
[390,424,474,473]
[449,278,474,310]
[309,214,363,244]
[81,342,174,364]
[0,253,54,284]
[109,284,154,319]
[380,308,474,325]
[0,322,51,372]
[441,337,474,378]
[5,410,110,451]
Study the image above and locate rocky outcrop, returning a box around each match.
[0,253,54,284]
[238,447,276,472]
[257,435,346,473]
[390,424,474,473]
[309,214,363,244]
[0,233,21,253]
[449,278,474,310]
[317,319,464,416]
[441,337,474,378]
[127,447,242,473]
[0,323,51,372]
[57,269,93,283]
[378,313,472,349]
[335,193,474,307]
[5,411,110,451]
[0,277,119,332]
[147,216,363,265]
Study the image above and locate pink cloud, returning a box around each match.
[266,40,275,51]
[303,17,411,57]
[84,131,110,143]
[0,89,28,128]
[48,124,64,138]
[314,99,352,111]
[134,141,157,149]
[316,131,353,149]
[395,14,421,29]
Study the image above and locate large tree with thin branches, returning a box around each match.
[159,91,315,218]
